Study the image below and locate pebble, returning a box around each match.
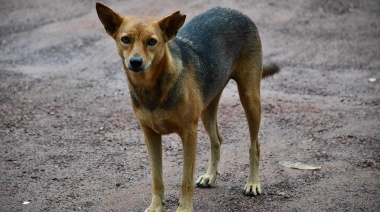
[278,192,290,198]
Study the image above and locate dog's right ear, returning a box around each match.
[96,2,123,38]
[158,11,186,42]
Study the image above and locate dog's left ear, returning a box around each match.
[158,11,186,42]
[96,2,124,38]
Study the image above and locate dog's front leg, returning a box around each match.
[143,128,164,212]
[177,127,198,212]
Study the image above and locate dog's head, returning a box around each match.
[96,3,186,77]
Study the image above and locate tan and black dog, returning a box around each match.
[96,3,279,211]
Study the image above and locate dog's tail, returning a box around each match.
[262,63,280,79]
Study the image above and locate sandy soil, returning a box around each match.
[1,0,379,211]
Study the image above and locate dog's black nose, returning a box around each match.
[129,57,143,70]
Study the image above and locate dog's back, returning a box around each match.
[171,7,261,104]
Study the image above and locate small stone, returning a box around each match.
[278,192,290,198]
[368,78,376,82]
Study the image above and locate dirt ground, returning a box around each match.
[1,0,379,211]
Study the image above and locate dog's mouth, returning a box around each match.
[124,58,150,73]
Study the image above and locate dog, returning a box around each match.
[96,3,279,211]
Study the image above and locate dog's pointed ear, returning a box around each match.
[158,11,186,42]
[96,2,123,38]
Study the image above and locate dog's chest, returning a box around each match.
[138,110,177,135]
[151,122,171,134]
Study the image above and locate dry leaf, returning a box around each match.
[279,161,321,170]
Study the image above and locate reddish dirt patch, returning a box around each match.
[1,0,379,211]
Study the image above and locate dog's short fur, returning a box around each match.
[96,3,279,211]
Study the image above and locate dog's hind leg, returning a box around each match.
[237,77,262,195]
[233,55,263,196]
[143,128,165,212]
[196,92,223,188]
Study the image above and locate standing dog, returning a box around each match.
[96,3,279,211]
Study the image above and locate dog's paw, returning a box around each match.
[195,173,216,188]
[243,182,261,196]
[145,196,164,212]
[176,202,193,212]
[145,206,163,212]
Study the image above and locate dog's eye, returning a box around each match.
[121,36,131,44]
[147,38,157,46]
